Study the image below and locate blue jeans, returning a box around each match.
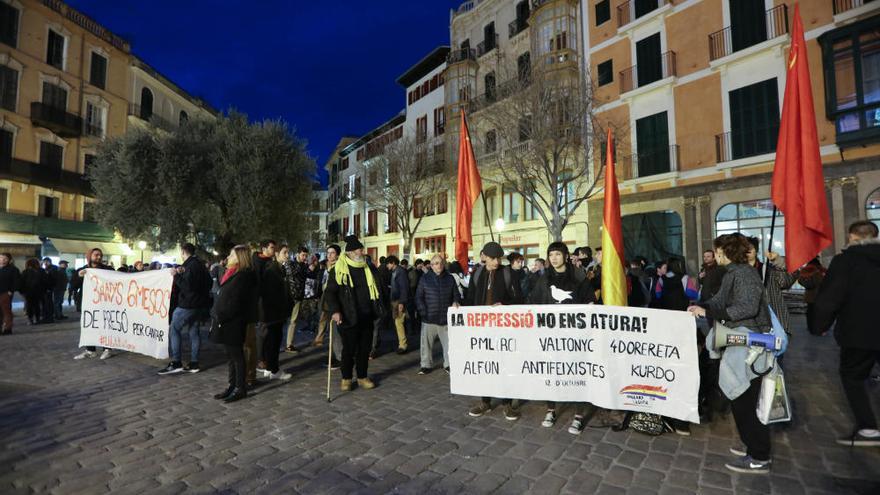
[53,290,65,318]
[170,307,203,363]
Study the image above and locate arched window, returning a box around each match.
[867,187,880,231]
[139,87,153,120]
[715,199,785,256]
[179,110,188,125]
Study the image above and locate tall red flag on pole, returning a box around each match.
[771,3,833,272]
[601,128,627,307]
[455,111,482,272]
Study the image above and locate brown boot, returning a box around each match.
[357,378,376,390]
[340,379,352,391]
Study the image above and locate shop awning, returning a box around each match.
[46,239,133,257]
[0,233,42,245]
[0,212,114,242]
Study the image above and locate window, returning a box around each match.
[42,82,67,109]
[0,2,19,48]
[483,188,497,226]
[357,148,365,161]
[417,236,446,256]
[46,30,65,69]
[503,184,522,224]
[595,0,610,26]
[523,183,540,221]
[0,65,17,111]
[354,176,362,198]
[0,188,6,212]
[533,1,578,66]
[341,157,349,170]
[730,0,768,53]
[343,217,350,235]
[430,74,438,91]
[715,199,785,256]
[416,115,428,143]
[485,130,497,154]
[388,205,399,232]
[140,87,153,120]
[83,201,96,222]
[485,72,496,102]
[39,141,63,168]
[483,22,496,53]
[85,102,105,137]
[556,174,576,214]
[518,116,531,142]
[368,169,378,186]
[0,128,12,165]
[729,78,779,159]
[819,16,880,144]
[434,107,446,136]
[368,210,378,236]
[39,195,58,218]
[84,153,96,176]
[636,33,662,87]
[623,211,684,262]
[353,214,361,235]
[868,187,880,232]
[437,191,448,214]
[597,60,613,87]
[635,111,670,176]
[90,52,107,89]
[518,52,531,84]
[179,111,188,125]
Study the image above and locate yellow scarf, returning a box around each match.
[334,253,379,300]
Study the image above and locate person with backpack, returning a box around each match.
[158,243,213,375]
[466,241,524,420]
[529,242,595,434]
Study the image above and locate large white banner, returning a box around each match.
[79,269,174,359]
[448,304,700,423]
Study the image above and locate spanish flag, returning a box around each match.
[601,128,627,307]
[455,111,482,272]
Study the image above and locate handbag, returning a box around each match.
[756,365,791,425]
[622,412,666,436]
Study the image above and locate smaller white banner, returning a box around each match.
[78,269,173,359]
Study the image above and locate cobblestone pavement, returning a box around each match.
[0,309,878,494]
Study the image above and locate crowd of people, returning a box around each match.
[3,218,876,476]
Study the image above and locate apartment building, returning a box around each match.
[0,0,215,267]
[585,0,880,270]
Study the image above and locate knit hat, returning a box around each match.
[482,241,504,258]
[344,235,364,252]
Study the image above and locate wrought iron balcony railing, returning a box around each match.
[619,51,676,94]
[709,5,788,61]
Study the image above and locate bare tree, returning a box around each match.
[473,57,624,242]
[364,135,446,257]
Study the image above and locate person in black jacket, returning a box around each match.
[53,260,69,320]
[158,243,213,375]
[466,241,524,420]
[415,254,461,375]
[253,240,292,382]
[814,221,880,447]
[212,245,258,403]
[21,259,42,326]
[529,242,596,433]
[39,258,57,324]
[0,253,20,334]
[324,235,383,391]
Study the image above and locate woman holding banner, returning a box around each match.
[528,242,595,434]
[212,245,258,403]
[689,234,773,474]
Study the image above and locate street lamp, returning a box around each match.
[137,241,147,263]
[495,218,506,232]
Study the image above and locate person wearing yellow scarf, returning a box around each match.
[333,247,379,301]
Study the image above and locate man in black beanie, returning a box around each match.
[323,235,384,391]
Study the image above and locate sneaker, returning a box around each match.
[99,349,112,360]
[725,455,771,474]
[729,445,747,457]
[418,367,432,375]
[184,362,200,373]
[504,404,521,421]
[541,410,557,428]
[469,401,492,417]
[357,378,376,389]
[271,371,292,381]
[341,379,352,391]
[568,416,586,435]
[665,419,691,436]
[836,430,880,447]
[330,359,342,370]
[74,350,96,360]
[256,368,272,380]
[157,362,184,375]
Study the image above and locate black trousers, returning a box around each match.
[840,347,880,430]
[225,344,246,390]
[805,303,817,335]
[41,292,54,322]
[341,320,373,380]
[24,293,41,321]
[731,377,771,461]
[263,322,283,374]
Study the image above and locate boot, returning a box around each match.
[223,388,247,403]
[213,386,234,400]
[357,378,376,390]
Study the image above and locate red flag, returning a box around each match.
[771,4,832,272]
[455,111,482,272]
[601,129,626,307]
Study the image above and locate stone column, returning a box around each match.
[683,197,699,275]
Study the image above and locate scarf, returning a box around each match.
[334,254,379,300]
[221,266,238,285]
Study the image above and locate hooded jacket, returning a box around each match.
[814,238,880,350]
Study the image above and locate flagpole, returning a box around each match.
[480,190,495,242]
[763,206,778,287]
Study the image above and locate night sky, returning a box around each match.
[66,0,463,185]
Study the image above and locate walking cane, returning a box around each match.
[326,319,334,402]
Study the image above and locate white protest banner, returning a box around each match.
[448,304,700,423]
[78,269,173,359]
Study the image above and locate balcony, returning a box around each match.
[618,145,680,180]
[477,34,499,57]
[834,0,873,15]
[128,104,178,132]
[447,48,477,65]
[83,122,103,138]
[30,102,82,138]
[619,51,676,94]
[715,129,778,163]
[0,157,91,196]
[509,18,528,38]
[617,0,670,29]
[709,5,788,62]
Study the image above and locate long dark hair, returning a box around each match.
[25,258,40,271]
